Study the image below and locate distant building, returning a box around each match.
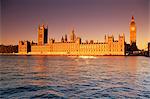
[19,26,125,55]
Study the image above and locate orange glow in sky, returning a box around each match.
[1,0,150,49]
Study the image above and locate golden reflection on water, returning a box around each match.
[74,56,138,89]
[1,56,150,98]
[29,56,50,86]
[27,56,140,88]
[30,65,49,86]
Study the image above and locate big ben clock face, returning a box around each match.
[131,27,135,31]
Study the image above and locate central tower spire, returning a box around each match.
[70,28,76,42]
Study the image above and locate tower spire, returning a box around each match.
[131,16,134,21]
[65,34,67,42]
[70,27,76,42]
[72,27,74,33]
[61,36,64,42]
[130,16,138,50]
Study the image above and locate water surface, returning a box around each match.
[0,56,150,98]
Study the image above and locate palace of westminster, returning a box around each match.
[18,16,138,55]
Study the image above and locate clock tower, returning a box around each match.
[130,16,136,46]
[130,16,138,51]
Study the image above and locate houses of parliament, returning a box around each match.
[18,16,138,56]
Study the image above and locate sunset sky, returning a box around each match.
[1,0,150,49]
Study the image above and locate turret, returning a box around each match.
[119,33,125,43]
[61,36,64,43]
[76,37,81,44]
[64,34,67,42]
[70,28,76,42]
[104,34,107,43]
[108,35,114,43]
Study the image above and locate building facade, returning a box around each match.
[19,27,125,55]
[18,41,31,54]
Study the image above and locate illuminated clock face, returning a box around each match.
[131,27,135,31]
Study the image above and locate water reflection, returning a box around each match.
[0,56,150,98]
[27,56,50,86]
[26,56,147,89]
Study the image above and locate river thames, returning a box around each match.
[0,56,150,98]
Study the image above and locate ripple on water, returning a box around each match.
[0,85,66,99]
[1,56,150,98]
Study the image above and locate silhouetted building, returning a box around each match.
[61,36,64,42]
[0,45,18,53]
[64,34,67,42]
